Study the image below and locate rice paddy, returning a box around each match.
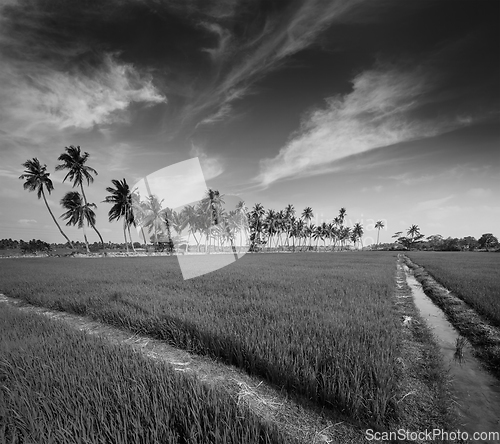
[406,251,500,327]
[3,250,498,441]
[0,303,294,444]
[0,252,400,427]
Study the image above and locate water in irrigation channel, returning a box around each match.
[404,266,500,442]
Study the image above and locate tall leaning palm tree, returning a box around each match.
[20,158,73,248]
[103,179,135,253]
[375,220,385,247]
[56,145,104,248]
[60,191,96,253]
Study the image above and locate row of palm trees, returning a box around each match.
[20,147,387,253]
[245,204,385,252]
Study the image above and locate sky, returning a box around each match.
[0,0,499,246]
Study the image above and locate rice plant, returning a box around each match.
[0,304,295,444]
[0,252,400,426]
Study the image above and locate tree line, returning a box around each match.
[18,146,497,254]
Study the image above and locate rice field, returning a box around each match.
[406,252,500,327]
[0,252,400,426]
[0,303,293,444]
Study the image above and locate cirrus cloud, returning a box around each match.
[255,64,469,187]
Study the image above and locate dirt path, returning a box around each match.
[0,292,366,444]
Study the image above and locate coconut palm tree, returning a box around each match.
[131,192,149,248]
[353,222,364,249]
[235,200,249,251]
[264,209,277,250]
[284,204,295,249]
[375,220,385,247]
[200,189,226,253]
[407,224,424,250]
[313,225,323,252]
[19,158,73,248]
[407,224,420,239]
[55,146,104,248]
[249,203,265,251]
[60,191,96,253]
[306,224,316,250]
[103,179,135,253]
[142,195,166,249]
[181,204,200,252]
[338,207,347,227]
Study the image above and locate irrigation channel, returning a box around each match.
[400,258,500,442]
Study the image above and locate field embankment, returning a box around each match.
[0,253,402,427]
[0,303,293,444]
[404,253,500,379]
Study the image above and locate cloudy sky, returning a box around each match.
[1,0,498,245]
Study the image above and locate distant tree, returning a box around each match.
[441,237,460,251]
[426,234,444,250]
[458,236,478,251]
[352,222,364,249]
[478,233,499,251]
[19,158,73,248]
[20,239,51,255]
[374,220,385,246]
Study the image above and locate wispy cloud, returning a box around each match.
[361,185,383,193]
[190,143,225,180]
[190,0,364,128]
[0,168,19,179]
[255,63,466,187]
[387,172,437,186]
[414,195,455,212]
[0,53,165,140]
[19,219,37,225]
[466,188,492,198]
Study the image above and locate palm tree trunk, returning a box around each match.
[123,219,129,253]
[82,224,90,253]
[376,229,380,246]
[80,185,105,249]
[141,227,147,248]
[128,225,136,252]
[41,189,74,248]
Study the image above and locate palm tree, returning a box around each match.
[313,225,323,252]
[407,224,420,240]
[182,204,200,252]
[19,158,74,248]
[264,209,277,250]
[375,220,385,247]
[338,207,347,227]
[201,189,226,253]
[60,191,96,253]
[142,195,166,249]
[249,203,265,251]
[407,224,423,250]
[235,200,249,251]
[302,207,314,224]
[131,192,149,248]
[103,179,135,253]
[353,222,364,249]
[55,146,104,249]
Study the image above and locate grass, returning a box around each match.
[406,252,500,327]
[0,252,400,427]
[0,303,295,444]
